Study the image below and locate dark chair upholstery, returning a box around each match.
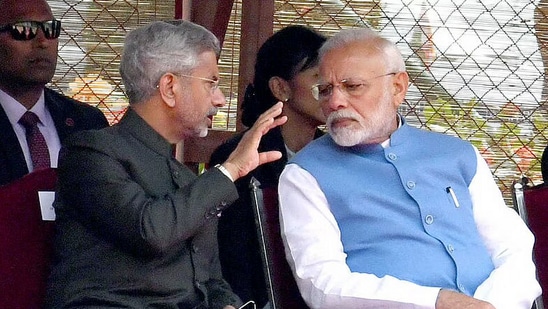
[250,178,309,309]
[0,168,57,309]
[513,179,547,309]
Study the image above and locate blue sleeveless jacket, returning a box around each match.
[290,121,494,295]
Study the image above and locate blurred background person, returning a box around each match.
[210,25,326,307]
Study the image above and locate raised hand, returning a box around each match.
[222,101,287,181]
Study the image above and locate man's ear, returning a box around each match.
[157,73,178,108]
[268,76,291,102]
[392,71,409,108]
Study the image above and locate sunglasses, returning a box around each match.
[0,19,61,41]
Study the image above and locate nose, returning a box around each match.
[34,28,55,48]
[34,30,47,45]
[212,87,226,108]
[323,86,348,112]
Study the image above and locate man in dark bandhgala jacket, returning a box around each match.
[45,20,287,309]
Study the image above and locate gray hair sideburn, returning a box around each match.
[319,27,406,74]
[120,20,221,104]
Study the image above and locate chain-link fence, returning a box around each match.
[48,0,547,202]
[49,1,175,124]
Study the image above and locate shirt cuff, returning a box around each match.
[214,164,234,182]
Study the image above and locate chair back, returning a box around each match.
[0,168,57,309]
[250,178,309,309]
[513,180,547,309]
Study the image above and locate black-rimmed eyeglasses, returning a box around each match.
[0,19,61,41]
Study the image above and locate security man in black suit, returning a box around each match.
[0,0,108,187]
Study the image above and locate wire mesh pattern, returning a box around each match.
[48,0,242,130]
[47,0,547,201]
[212,0,242,131]
[48,0,176,124]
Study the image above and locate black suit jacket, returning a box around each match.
[0,88,108,186]
[209,127,323,307]
[46,108,241,309]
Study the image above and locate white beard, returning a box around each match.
[327,110,368,146]
[327,92,396,147]
[197,126,209,137]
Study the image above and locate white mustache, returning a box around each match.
[208,108,218,117]
[327,110,360,126]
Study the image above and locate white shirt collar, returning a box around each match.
[381,114,402,148]
[0,88,47,125]
[285,144,296,160]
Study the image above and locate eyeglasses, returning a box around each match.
[176,73,220,94]
[0,19,61,41]
[311,72,397,101]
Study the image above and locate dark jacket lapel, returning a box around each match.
[0,104,29,185]
[45,88,75,142]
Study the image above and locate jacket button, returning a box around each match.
[406,181,416,189]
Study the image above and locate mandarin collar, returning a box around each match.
[118,108,174,158]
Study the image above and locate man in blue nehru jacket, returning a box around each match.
[279,27,541,309]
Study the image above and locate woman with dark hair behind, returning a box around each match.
[209,25,326,307]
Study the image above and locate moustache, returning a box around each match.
[327,110,360,125]
[207,108,218,117]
